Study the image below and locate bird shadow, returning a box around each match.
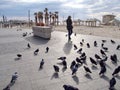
[109,87,117,90]
[38,66,43,71]
[51,72,59,79]
[24,47,31,50]
[91,65,98,70]
[25,36,49,45]
[62,67,67,72]
[116,75,120,79]
[63,41,72,55]
[14,58,21,61]
[77,63,83,68]
[57,62,63,66]
[72,75,79,84]
[111,62,118,66]
[85,74,93,80]
[105,63,112,70]
[100,75,110,82]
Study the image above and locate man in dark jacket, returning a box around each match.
[66,16,73,41]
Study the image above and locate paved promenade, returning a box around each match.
[0,28,120,90]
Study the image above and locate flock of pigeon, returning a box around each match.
[14,31,120,90]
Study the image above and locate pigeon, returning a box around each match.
[76,57,83,64]
[110,54,117,63]
[53,65,59,72]
[82,39,84,42]
[72,64,78,75]
[102,47,108,52]
[62,60,67,68]
[80,52,86,58]
[45,47,49,53]
[111,40,115,44]
[74,44,78,50]
[95,54,101,60]
[101,43,104,47]
[89,57,97,65]
[74,33,76,36]
[63,85,79,90]
[116,45,120,50]
[70,60,76,69]
[102,40,106,43]
[109,77,116,90]
[77,48,82,54]
[57,56,66,61]
[80,56,87,63]
[27,43,31,48]
[23,32,27,37]
[100,49,106,57]
[17,54,22,58]
[94,41,97,47]
[80,42,83,46]
[99,60,105,67]
[10,72,18,84]
[39,59,44,69]
[34,48,39,55]
[83,66,92,73]
[112,66,120,76]
[99,65,106,75]
[86,43,90,48]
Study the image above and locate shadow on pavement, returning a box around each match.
[63,41,72,55]
[25,36,49,45]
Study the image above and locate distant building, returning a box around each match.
[102,14,115,25]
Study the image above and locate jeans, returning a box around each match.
[68,29,73,40]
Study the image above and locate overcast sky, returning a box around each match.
[0,0,120,21]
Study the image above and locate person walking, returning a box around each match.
[66,16,73,41]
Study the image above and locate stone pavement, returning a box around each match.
[0,28,120,90]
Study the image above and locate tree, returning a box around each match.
[34,12,38,24]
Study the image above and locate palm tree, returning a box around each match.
[34,12,38,25]
[51,13,55,25]
[55,11,58,25]
[38,12,43,23]
[49,12,52,24]
[44,8,49,25]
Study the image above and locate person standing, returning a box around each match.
[66,16,73,41]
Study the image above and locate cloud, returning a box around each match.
[0,0,120,21]
[8,0,68,3]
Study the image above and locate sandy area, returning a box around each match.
[53,25,120,39]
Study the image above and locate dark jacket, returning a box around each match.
[66,18,73,30]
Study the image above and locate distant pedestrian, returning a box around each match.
[10,72,18,84]
[66,16,73,41]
